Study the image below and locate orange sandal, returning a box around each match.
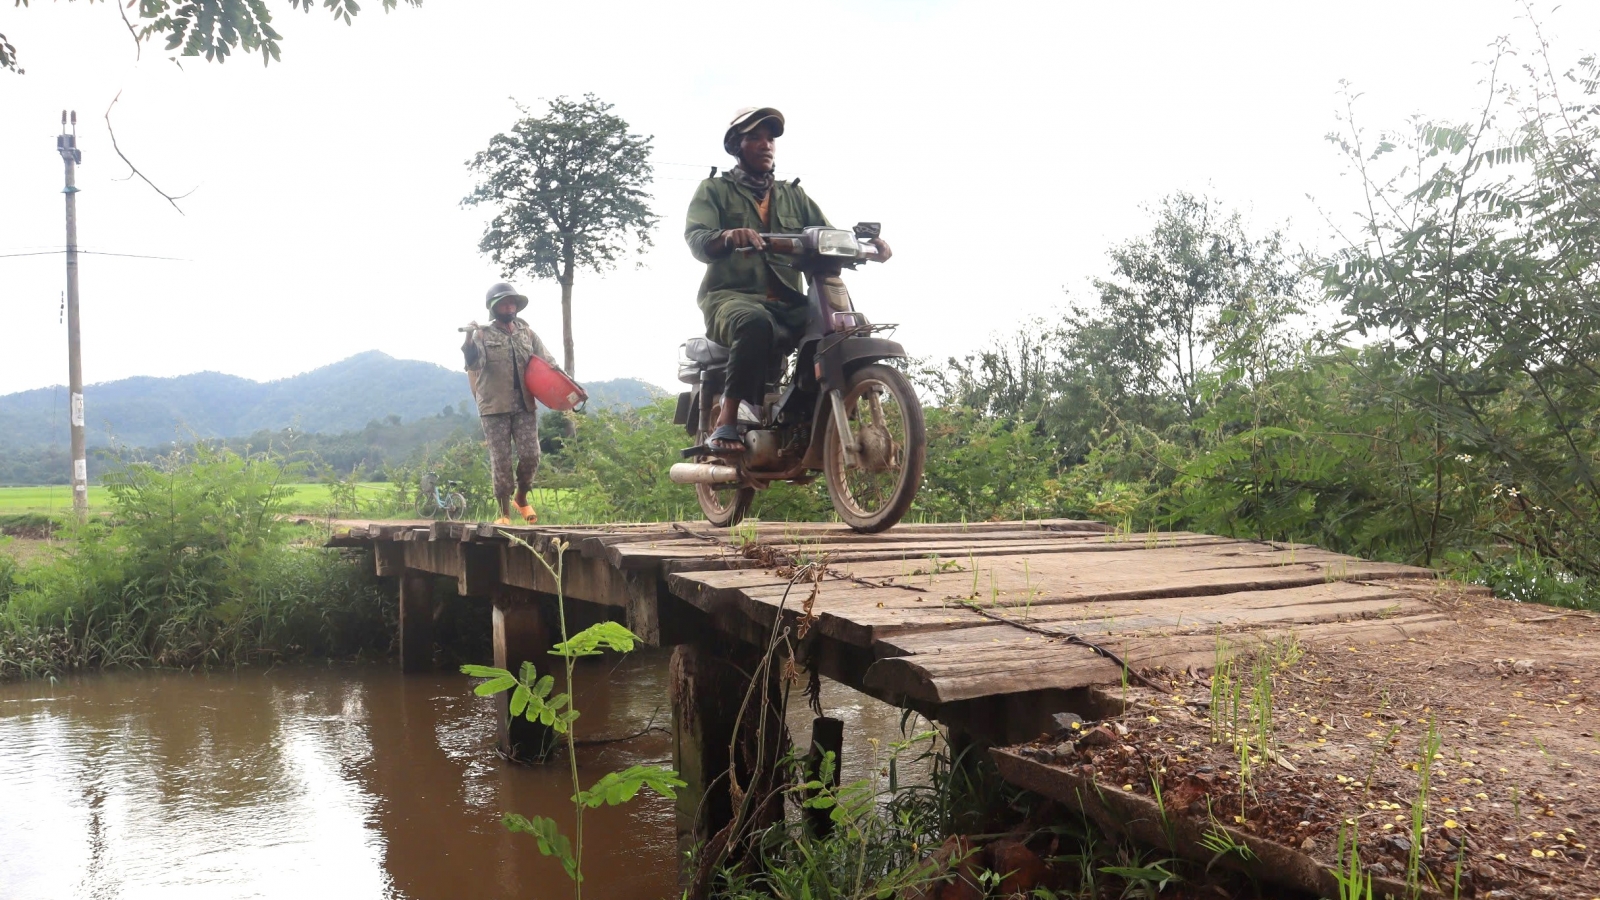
[513,502,538,524]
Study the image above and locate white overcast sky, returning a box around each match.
[3,0,1597,397]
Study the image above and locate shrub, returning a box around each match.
[0,445,395,680]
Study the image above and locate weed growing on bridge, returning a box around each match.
[1332,822,1375,900]
[461,534,685,899]
[1406,717,1442,894]
[1206,637,1300,803]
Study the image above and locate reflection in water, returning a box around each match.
[0,652,919,900]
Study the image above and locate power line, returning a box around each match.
[0,248,189,261]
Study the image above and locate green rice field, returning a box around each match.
[0,483,582,523]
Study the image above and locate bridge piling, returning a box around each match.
[670,636,788,896]
[398,570,435,673]
[492,587,557,761]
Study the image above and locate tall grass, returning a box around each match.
[0,445,395,680]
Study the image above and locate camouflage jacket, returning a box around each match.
[684,172,831,305]
[463,318,559,416]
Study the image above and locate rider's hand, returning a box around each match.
[869,238,893,262]
[720,228,767,253]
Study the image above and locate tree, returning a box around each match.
[922,193,1304,463]
[4,0,420,74]
[1087,192,1303,422]
[1321,40,1600,572]
[464,95,658,377]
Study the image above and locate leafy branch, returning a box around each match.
[461,534,682,899]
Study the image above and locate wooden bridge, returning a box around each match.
[329,517,1491,896]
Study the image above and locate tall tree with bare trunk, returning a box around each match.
[464,95,657,377]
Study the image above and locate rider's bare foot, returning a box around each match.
[707,423,744,454]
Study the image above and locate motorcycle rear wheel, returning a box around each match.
[695,428,754,528]
[823,363,926,533]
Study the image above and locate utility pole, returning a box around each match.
[58,110,86,517]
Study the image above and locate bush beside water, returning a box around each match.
[0,446,395,680]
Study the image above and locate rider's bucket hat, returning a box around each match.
[724,107,785,155]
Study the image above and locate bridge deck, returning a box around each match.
[329,516,1449,732]
[328,518,1600,897]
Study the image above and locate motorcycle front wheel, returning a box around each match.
[695,428,754,528]
[823,363,927,533]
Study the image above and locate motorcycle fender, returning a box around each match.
[801,391,833,469]
[805,337,908,468]
[816,336,907,388]
[682,389,701,437]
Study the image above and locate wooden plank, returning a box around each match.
[990,749,1419,900]
[403,538,461,577]
[673,541,1431,599]
[668,545,1434,649]
[839,581,1419,649]
[862,612,1451,703]
[495,541,633,608]
[878,596,1434,666]
[877,583,1420,653]
[609,532,1245,572]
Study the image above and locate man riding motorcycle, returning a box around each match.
[684,106,892,453]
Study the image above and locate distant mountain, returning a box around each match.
[0,352,669,450]
[585,377,669,410]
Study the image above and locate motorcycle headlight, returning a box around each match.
[815,229,861,258]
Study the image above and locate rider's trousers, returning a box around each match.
[706,294,798,406]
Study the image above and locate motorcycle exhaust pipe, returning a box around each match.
[669,462,740,485]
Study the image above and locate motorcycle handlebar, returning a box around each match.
[732,233,884,260]
[732,233,803,254]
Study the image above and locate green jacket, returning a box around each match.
[463,318,559,416]
[684,173,831,321]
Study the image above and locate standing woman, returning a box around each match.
[462,282,560,525]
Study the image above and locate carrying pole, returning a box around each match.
[58,110,86,517]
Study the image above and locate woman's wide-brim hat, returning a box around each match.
[485,281,529,312]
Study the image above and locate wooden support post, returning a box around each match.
[399,570,436,674]
[374,541,405,577]
[670,638,788,897]
[623,570,661,647]
[803,716,845,839]
[493,590,557,761]
[458,543,499,597]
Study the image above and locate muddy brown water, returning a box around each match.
[0,650,918,900]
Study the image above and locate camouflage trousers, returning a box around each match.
[482,411,540,501]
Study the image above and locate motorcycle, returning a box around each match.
[670,222,926,533]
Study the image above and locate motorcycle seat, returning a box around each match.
[683,336,730,365]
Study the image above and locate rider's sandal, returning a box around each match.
[513,502,539,524]
[707,423,745,454]
[492,516,512,526]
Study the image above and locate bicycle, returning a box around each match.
[416,471,467,521]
